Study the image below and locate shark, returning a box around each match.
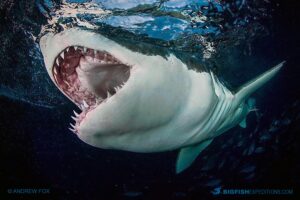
[39,28,284,173]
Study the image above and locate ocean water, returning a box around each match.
[0,0,299,199]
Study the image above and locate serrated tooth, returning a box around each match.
[74,46,78,51]
[53,67,57,74]
[79,104,85,111]
[73,110,80,117]
[60,51,64,59]
[66,47,70,52]
[71,116,77,121]
[63,80,70,87]
[107,91,111,98]
[83,47,87,53]
[83,100,89,108]
[56,58,59,66]
[70,123,76,129]
[69,127,76,133]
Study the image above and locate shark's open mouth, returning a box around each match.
[52,46,131,133]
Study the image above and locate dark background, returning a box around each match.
[0,0,300,199]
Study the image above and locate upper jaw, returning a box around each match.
[39,28,144,78]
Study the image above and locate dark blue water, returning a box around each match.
[0,0,299,199]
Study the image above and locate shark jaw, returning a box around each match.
[52,45,130,133]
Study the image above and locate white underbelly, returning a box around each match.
[78,71,221,152]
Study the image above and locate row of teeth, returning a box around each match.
[69,110,80,133]
[68,83,126,134]
[55,46,117,67]
[68,100,90,134]
[75,84,125,110]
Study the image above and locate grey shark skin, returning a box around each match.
[39,28,284,173]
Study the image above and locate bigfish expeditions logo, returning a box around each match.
[211,187,293,196]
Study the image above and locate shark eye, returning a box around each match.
[52,46,131,132]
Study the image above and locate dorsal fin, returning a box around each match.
[234,61,285,107]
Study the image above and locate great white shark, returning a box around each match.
[39,28,284,173]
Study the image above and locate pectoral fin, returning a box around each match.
[176,139,213,174]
